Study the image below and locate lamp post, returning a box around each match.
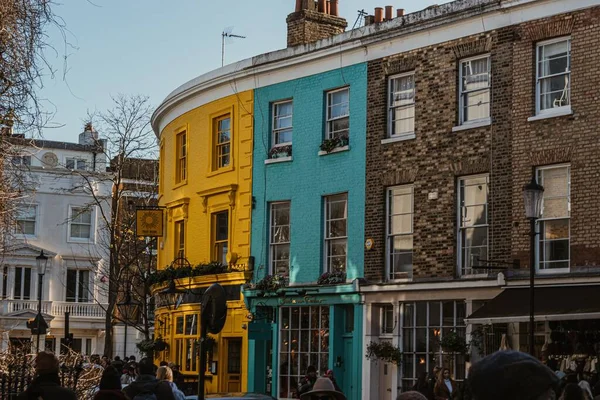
[523,175,544,356]
[35,250,49,353]
[117,290,141,359]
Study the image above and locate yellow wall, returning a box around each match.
[156,90,254,394]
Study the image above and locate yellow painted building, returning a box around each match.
[154,90,254,394]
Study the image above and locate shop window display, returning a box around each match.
[401,301,466,391]
[279,306,330,399]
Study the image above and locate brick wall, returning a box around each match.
[364,7,600,283]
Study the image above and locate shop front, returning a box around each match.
[244,288,363,400]
[466,284,600,374]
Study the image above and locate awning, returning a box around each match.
[466,285,600,324]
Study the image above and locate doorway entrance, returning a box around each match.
[223,337,242,392]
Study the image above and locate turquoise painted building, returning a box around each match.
[244,64,367,400]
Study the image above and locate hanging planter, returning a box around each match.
[439,330,469,354]
[153,338,168,352]
[366,341,402,365]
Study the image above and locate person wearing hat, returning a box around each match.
[299,377,346,400]
[17,351,77,400]
[467,350,559,400]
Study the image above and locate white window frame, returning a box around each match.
[386,185,414,281]
[68,206,95,243]
[459,54,491,125]
[387,72,415,139]
[325,87,350,140]
[536,164,570,274]
[65,268,91,303]
[272,100,293,147]
[15,204,38,237]
[536,37,571,116]
[323,193,348,273]
[65,157,87,171]
[269,201,291,276]
[13,266,34,300]
[457,174,489,276]
[381,304,395,336]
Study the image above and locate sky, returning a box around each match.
[40,0,451,142]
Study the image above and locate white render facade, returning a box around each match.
[0,127,115,356]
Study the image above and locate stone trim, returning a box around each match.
[381,169,418,186]
[528,147,572,167]
[450,157,490,176]
[382,56,418,76]
[451,35,493,59]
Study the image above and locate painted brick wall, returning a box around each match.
[364,7,600,282]
[511,8,600,269]
[251,64,367,284]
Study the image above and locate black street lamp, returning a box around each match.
[35,250,49,353]
[117,290,141,359]
[523,175,544,356]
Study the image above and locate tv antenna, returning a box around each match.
[222,27,246,67]
[353,9,368,29]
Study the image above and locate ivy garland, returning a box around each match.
[148,262,227,286]
[366,341,402,365]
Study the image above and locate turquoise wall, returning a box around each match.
[251,63,368,283]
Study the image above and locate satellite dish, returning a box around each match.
[201,283,227,334]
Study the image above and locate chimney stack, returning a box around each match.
[385,6,393,21]
[287,0,348,47]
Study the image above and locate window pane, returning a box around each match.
[541,219,569,240]
[391,214,412,235]
[275,129,293,145]
[462,58,489,91]
[429,302,440,326]
[462,205,487,227]
[463,91,490,122]
[540,76,570,110]
[216,212,228,241]
[538,41,570,77]
[542,167,569,198]
[66,270,77,302]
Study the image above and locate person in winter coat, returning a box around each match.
[156,366,186,400]
[413,372,434,400]
[298,365,318,397]
[434,369,457,400]
[122,358,176,400]
[17,352,77,400]
[121,365,136,385]
[93,366,127,400]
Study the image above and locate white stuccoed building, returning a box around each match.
[0,125,115,356]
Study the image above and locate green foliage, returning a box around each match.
[317,271,346,285]
[366,341,402,365]
[319,135,349,153]
[269,145,292,158]
[254,274,288,292]
[439,330,469,354]
[148,262,227,286]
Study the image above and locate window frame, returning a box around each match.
[13,266,33,300]
[15,204,37,237]
[173,311,200,374]
[325,87,350,140]
[65,157,87,171]
[535,37,571,116]
[323,193,348,274]
[214,114,232,170]
[387,72,416,139]
[386,185,414,281]
[66,268,91,303]
[269,201,291,277]
[174,220,185,259]
[175,131,187,184]
[457,174,489,276]
[536,164,571,273]
[381,304,395,336]
[272,100,293,148]
[12,155,32,166]
[68,206,94,243]
[212,210,229,264]
[459,54,491,125]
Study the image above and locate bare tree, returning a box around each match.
[66,94,158,356]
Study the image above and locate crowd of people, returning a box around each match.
[17,352,187,400]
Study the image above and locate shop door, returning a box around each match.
[342,338,354,397]
[379,362,393,400]
[223,338,242,392]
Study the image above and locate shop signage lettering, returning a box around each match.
[279,296,324,305]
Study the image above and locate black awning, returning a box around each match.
[466,285,600,324]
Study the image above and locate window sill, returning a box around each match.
[527,107,572,122]
[264,156,292,165]
[67,238,94,244]
[318,145,349,156]
[172,180,188,189]
[381,134,415,144]
[452,118,491,132]
[206,165,235,178]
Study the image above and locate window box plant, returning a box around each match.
[255,274,288,293]
[268,145,292,159]
[320,135,349,153]
[317,271,346,285]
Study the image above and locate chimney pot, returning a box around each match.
[374,7,384,23]
[318,0,326,13]
[330,0,339,16]
[397,8,405,17]
[295,0,302,12]
[385,5,393,21]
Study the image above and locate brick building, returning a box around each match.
[359,1,600,399]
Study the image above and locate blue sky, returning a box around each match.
[40,0,450,142]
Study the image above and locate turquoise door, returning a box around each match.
[342,337,354,397]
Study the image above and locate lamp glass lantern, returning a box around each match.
[117,292,141,323]
[36,250,49,276]
[159,279,186,311]
[523,176,545,220]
